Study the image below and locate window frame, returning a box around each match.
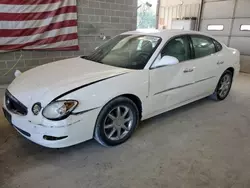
[149,34,223,70]
[188,34,221,60]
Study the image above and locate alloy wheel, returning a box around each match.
[103,106,133,141]
[218,74,232,98]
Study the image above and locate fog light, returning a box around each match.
[32,102,42,115]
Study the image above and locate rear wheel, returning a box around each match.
[211,70,233,101]
[94,97,139,146]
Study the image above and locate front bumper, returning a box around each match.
[2,105,100,148]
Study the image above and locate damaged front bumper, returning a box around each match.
[2,104,101,148]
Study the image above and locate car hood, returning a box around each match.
[8,57,131,107]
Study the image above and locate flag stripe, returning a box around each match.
[0,0,76,13]
[0,20,77,37]
[0,33,78,50]
[0,0,61,5]
[1,27,77,45]
[0,13,77,29]
[0,6,76,21]
[0,0,79,52]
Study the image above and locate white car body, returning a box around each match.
[2,30,240,148]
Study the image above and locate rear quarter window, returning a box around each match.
[213,39,223,52]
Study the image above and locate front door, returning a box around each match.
[149,35,198,114]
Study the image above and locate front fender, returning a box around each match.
[59,70,149,117]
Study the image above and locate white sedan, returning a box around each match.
[2,30,240,148]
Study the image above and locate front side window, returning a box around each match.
[161,36,191,62]
[191,36,216,58]
[82,35,161,70]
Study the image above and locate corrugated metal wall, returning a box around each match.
[159,4,200,29]
[200,0,250,73]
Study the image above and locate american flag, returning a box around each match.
[0,0,79,52]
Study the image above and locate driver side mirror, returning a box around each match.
[152,55,179,68]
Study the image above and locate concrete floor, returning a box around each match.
[1,74,250,188]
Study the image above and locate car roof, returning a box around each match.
[122,29,213,40]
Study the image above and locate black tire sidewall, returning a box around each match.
[95,97,139,146]
[216,71,233,100]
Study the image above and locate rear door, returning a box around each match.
[188,35,223,96]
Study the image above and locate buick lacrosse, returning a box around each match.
[3,30,240,148]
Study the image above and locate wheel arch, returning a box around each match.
[118,94,142,120]
[98,93,143,121]
[226,67,235,77]
[93,93,143,130]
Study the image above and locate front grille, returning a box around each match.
[5,90,28,116]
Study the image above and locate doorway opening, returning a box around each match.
[137,0,158,29]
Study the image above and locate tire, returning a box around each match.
[211,70,233,101]
[94,97,139,146]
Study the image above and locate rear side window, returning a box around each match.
[191,35,216,58]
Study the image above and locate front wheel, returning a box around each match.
[94,97,139,146]
[212,70,233,101]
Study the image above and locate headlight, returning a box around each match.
[42,100,78,120]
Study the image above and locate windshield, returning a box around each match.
[82,35,161,70]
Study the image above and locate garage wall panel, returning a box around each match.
[200,0,250,73]
[214,36,229,45]
[235,0,250,18]
[229,37,250,55]
[232,18,250,36]
[202,1,234,19]
[200,19,233,36]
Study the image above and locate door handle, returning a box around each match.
[217,61,224,65]
[183,68,194,73]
